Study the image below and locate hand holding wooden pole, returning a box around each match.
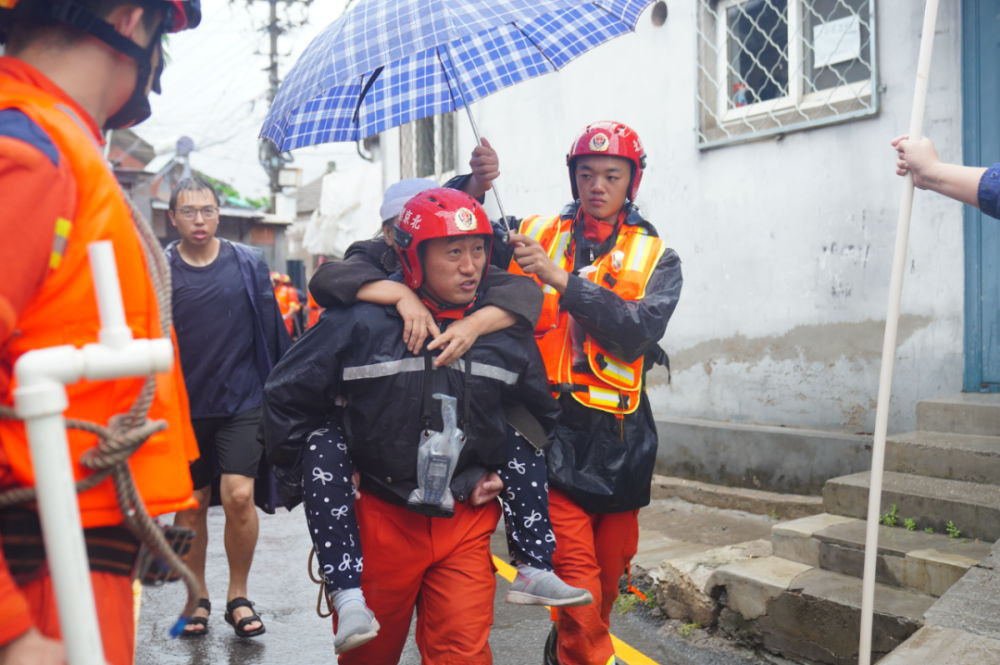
[858,1,940,663]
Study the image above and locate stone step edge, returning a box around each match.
[916,393,1000,436]
[822,470,1000,541]
[886,431,1000,485]
[771,514,985,597]
[774,514,989,560]
[651,475,823,521]
[876,624,1000,664]
[888,430,1000,446]
[707,555,934,624]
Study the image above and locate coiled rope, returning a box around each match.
[0,191,201,628]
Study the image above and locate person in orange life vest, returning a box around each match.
[0,0,202,663]
[271,272,302,339]
[480,122,683,665]
[281,274,303,338]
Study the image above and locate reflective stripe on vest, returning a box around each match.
[0,76,198,528]
[509,215,664,416]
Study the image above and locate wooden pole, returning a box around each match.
[857,1,940,663]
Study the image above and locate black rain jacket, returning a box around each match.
[261,295,561,512]
[489,198,684,514]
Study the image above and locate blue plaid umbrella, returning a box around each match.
[260,0,653,151]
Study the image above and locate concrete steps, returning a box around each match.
[886,430,1000,485]
[822,470,1000,542]
[711,556,935,665]
[772,513,991,597]
[648,395,1000,664]
[917,393,1000,437]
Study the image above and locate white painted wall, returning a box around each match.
[453,0,965,434]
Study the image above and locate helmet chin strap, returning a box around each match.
[416,287,476,319]
[43,0,167,129]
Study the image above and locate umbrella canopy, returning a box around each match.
[261,0,652,151]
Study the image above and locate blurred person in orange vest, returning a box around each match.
[281,274,302,338]
[271,271,301,339]
[0,0,202,662]
[305,257,327,330]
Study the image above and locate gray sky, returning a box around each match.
[141,0,366,199]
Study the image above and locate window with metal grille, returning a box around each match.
[399,113,457,180]
[696,0,878,149]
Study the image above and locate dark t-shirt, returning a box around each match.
[171,241,263,419]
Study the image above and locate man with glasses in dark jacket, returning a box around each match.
[166,176,291,638]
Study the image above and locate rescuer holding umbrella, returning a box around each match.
[485,122,683,665]
[0,0,202,662]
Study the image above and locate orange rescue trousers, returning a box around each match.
[17,571,135,665]
[338,490,502,665]
[549,488,640,665]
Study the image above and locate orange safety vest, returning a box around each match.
[509,214,665,416]
[275,284,299,336]
[0,75,198,528]
[307,292,322,329]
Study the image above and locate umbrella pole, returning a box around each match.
[441,47,510,232]
[857,1,939,663]
[459,103,510,224]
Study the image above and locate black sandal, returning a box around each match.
[179,599,211,639]
[224,597,266,638]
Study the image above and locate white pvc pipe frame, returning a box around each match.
[858,1,940,663]
[13,241,173,665]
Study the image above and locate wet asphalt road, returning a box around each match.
[135,506,765,665]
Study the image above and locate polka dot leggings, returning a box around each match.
[302,415,363,592]
[497,426,554,572]
[302,415,556,592]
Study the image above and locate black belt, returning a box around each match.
[0,507,139,579]
[551,383,590,394]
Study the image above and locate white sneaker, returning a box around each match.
[334,604,380,654]
[505,568,593,607]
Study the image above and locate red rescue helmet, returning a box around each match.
[0,0,202,32]
[162,0,201,32]
[566,121,647,203]
[393,188,492,290]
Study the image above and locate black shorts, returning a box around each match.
[189,407,263,491]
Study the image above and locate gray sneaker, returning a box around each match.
[505,569,594,607]
[334,604,380,655]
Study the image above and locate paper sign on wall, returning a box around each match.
[812,15,861,68]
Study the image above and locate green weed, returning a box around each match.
[946,521,961,539]
[904,518,916,531]
[679,622,700,638]
[614,594,639,615]
[879,504,899,527]
[925,527,934,534]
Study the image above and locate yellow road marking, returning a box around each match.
[492,555,661,665]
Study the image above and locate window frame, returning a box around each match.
[697,0,879,149]
[399,112,458,181]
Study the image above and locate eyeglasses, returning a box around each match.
[176,206,220,221]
